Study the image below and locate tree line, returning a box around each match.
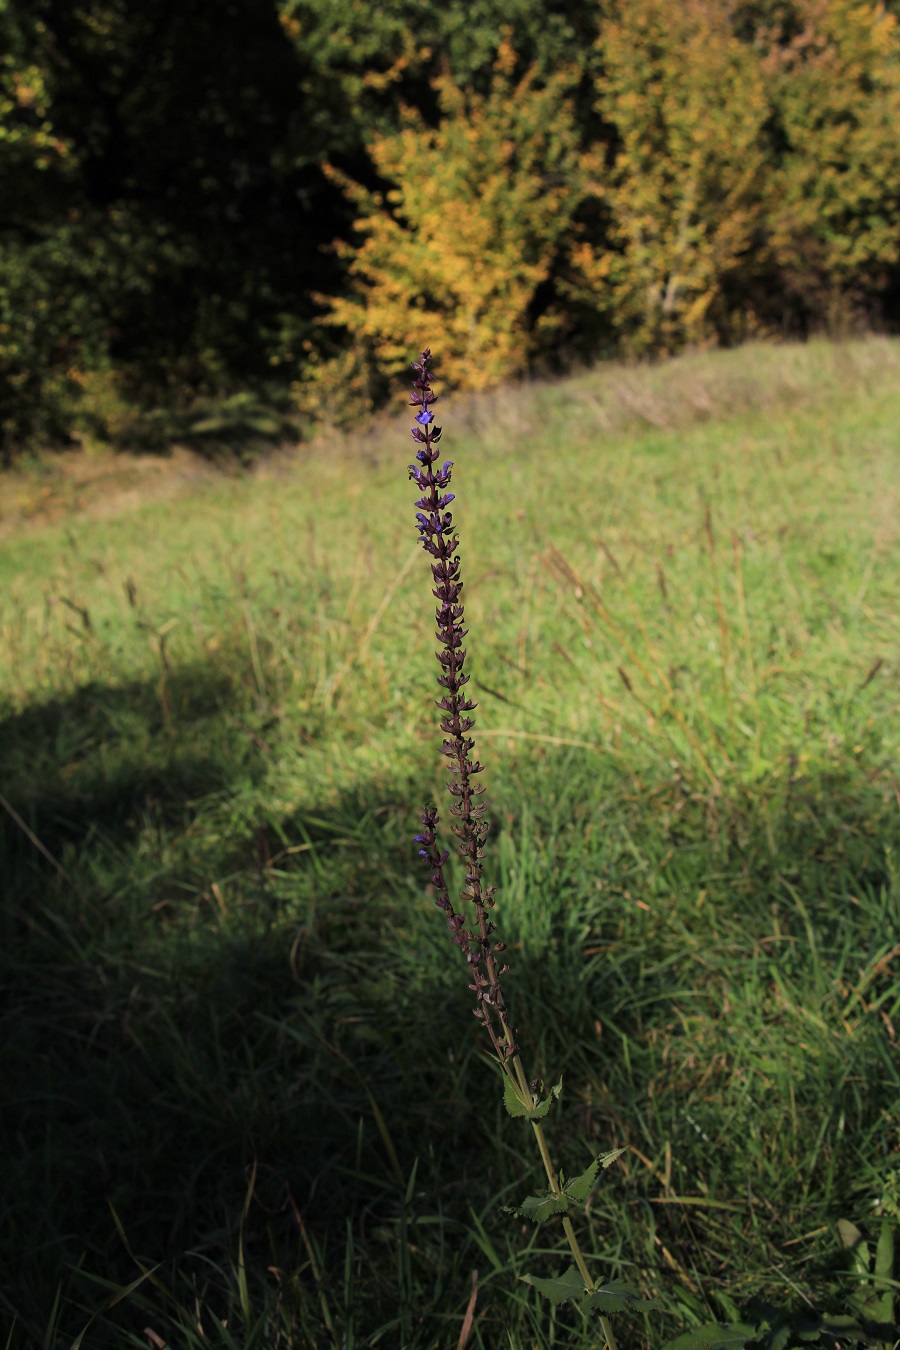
[2,0,899,460]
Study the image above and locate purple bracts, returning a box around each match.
[408,350,515,1059]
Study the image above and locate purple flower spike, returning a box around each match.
[407,348,517,1065]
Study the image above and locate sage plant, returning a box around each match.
[408,350,653,1347]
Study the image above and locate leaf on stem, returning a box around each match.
[503,1146,629,1223]
[661,1324,760,1349]
[521,1265,585,1305]
[522,1267,660,1312]
[502,1076,562,1120]
[582,1279,660,1314]
[563,1147,629,1203]
[503,1190,569,1223]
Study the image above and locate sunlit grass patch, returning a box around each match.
[1,339,898,1348]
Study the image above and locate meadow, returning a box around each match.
[1,339,898,1349]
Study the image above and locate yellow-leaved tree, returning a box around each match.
[311,38,583,398]
[574,0,769,352]
[760,0,900,324]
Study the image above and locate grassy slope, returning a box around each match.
[1,339,898,1348]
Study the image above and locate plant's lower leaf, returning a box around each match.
[504,1190,569,1223]
[661,1322,759,1348]
[582,1280,659,1314]
[521,1264,585,1306]
[564,1157,600,1203]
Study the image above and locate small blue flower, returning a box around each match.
[415,409,434,426]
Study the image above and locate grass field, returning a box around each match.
[1,339,899,1349]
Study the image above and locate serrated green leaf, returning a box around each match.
[660,1323,758,1349]
[521,1264,585,1306]
[767,1325,791,1350]
[564,1147,629,1204]
[510,1191,569,1223]
[503,1077,531,1118]
[598,1146,628,1169]
[564,1158,600,1203]
[582,1280,659,1314]
[529,1078,564,1120]
[503,1076,563,1121]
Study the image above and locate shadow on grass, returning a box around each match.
[0,665,485,1345]
[0,664,272,852]
[1,681,898,1346]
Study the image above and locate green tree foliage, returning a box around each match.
[573,0,770,352]
[280,0,598,119]
[759,0,900,324]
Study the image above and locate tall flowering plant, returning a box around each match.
[407,350,654,1347]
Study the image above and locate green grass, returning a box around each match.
[1,338,899,1348]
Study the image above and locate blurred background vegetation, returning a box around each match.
[2,0,900,462]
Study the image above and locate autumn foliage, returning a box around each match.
[2,0,900,450]
[316,0,900,396]
[582,0,770,351]
[315,39,582,393]
[761,0,900,321]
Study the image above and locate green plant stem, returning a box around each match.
[507,1054,619,1350]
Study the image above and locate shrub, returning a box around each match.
[314,37,584,395]
[759,0,900,327]
[573,0,769,353]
